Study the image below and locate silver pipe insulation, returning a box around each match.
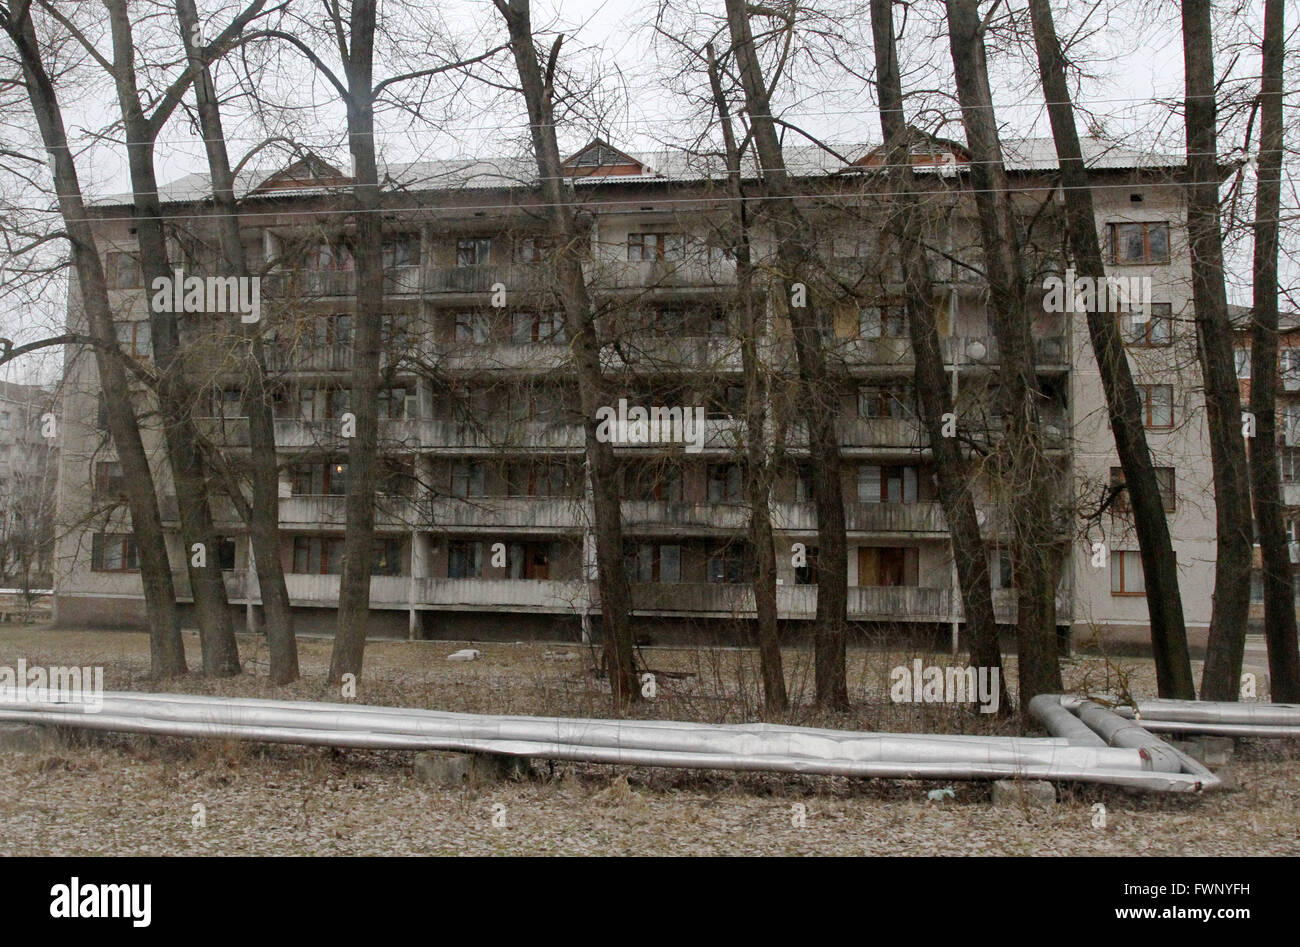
[1026,694,1107,747]
[0,692,1142,769]
[0,689,1215,792]
[1060,695,1300,738]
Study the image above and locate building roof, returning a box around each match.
[97,136,1184,208]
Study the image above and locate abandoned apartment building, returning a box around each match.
[50,136,1300,648]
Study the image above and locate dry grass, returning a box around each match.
[1,625,1297,856]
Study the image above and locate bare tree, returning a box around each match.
[1245,0,1300,702]
[868,0,1007,712]
[1027,0,1195,699]
[1182,0,1254,700]
[944,0,1062,700]
[0,0,186,675]
[493,0,640,705]
[722,0,849,709]
[173,0,298,684]
[705,41,788,713]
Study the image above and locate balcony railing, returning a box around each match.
[585,257,738,291]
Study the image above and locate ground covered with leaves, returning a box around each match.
[1,627,1296,855]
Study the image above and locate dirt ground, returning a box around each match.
[1,625,1297,855]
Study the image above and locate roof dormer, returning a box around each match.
[562,138,655,179]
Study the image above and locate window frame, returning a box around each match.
[1107,221,1171,265]
[1110,549,1147,596]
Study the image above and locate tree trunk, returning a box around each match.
[106,0,239,677]
[328,0,384,683]
[1028,0,1196,699]
[1182,0,1254,701]
[1246,0,1300,702]
[494,0,639,706]
[706,43,787,714]
[175,0,299,684]
[2,4,186,676]
[944,0,1062,701]
[869,0,1008,713]
[723,0,849,709]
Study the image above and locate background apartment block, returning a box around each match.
[52,136,1296,648]
[0,378,57,591]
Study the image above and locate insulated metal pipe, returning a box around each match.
[0,690,1216,791]
[1,692,1141,770]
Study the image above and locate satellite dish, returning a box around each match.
[967,340,987,361]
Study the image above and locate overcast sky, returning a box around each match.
[0,0,1289,385]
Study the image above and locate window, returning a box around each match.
[115,321,151,359]
[1107,222,1170,264]
[858,465,918,503]
[625,543,681,583]
[327,388,351,419]
[512,310,565,343]
[513,236,550,264]
[1122,303,1173,346]
[857,546,917,587]
[627,233,685,262]
[97,392,110,431]
[447,540,483,578]
[624,464,683,503]
[381,313,411,348]
[314,313,353,348]
[707,385,746,420]
[1283,404,1300,444]
[508,462,571,498]
[1281,447,1300,483]
[94,461,125,498]
[859,304,907,338]
[456,237,492,266]
[105,251,142,289]
[92,533,138,571]
[455,311,491,343]
[1234,348,1252,379]
[209,388,244,419]
[859,384,915,419]
[292,536,346,574]
[378,459,414,497]
[305,240,354,271]
[707,309,731,337]
[377,387,408,420]
[0,411,10,431]
[371,539,401,577]
[707,463,743,503]
[1110,466,1176,513]
[213,537,237,571]
[382,235,420,269]
[794,545,819,585]
[795,464,815,503]
[506,541,554,580]
[1110,550,1146,594]
[707,545,747,584]
[451,462,485,498]
[291,461,348,496]
[991,548,1014,590]
[1281,349,1300,390]
[664,309,691,335]
[1138,385,1173,428]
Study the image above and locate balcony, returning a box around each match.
[585,257,738,292]
[770,502,948,535]
[424,263,552,296]
[440,342,570,373]
[263,269,356,298]
[835,417,927,450]
[265,344,353,373]
[600,335,743,372]
[416,577,590,612]
[420,496,585,531]
[830,335,1067,371]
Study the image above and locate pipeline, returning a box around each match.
[0,689,1219,792]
